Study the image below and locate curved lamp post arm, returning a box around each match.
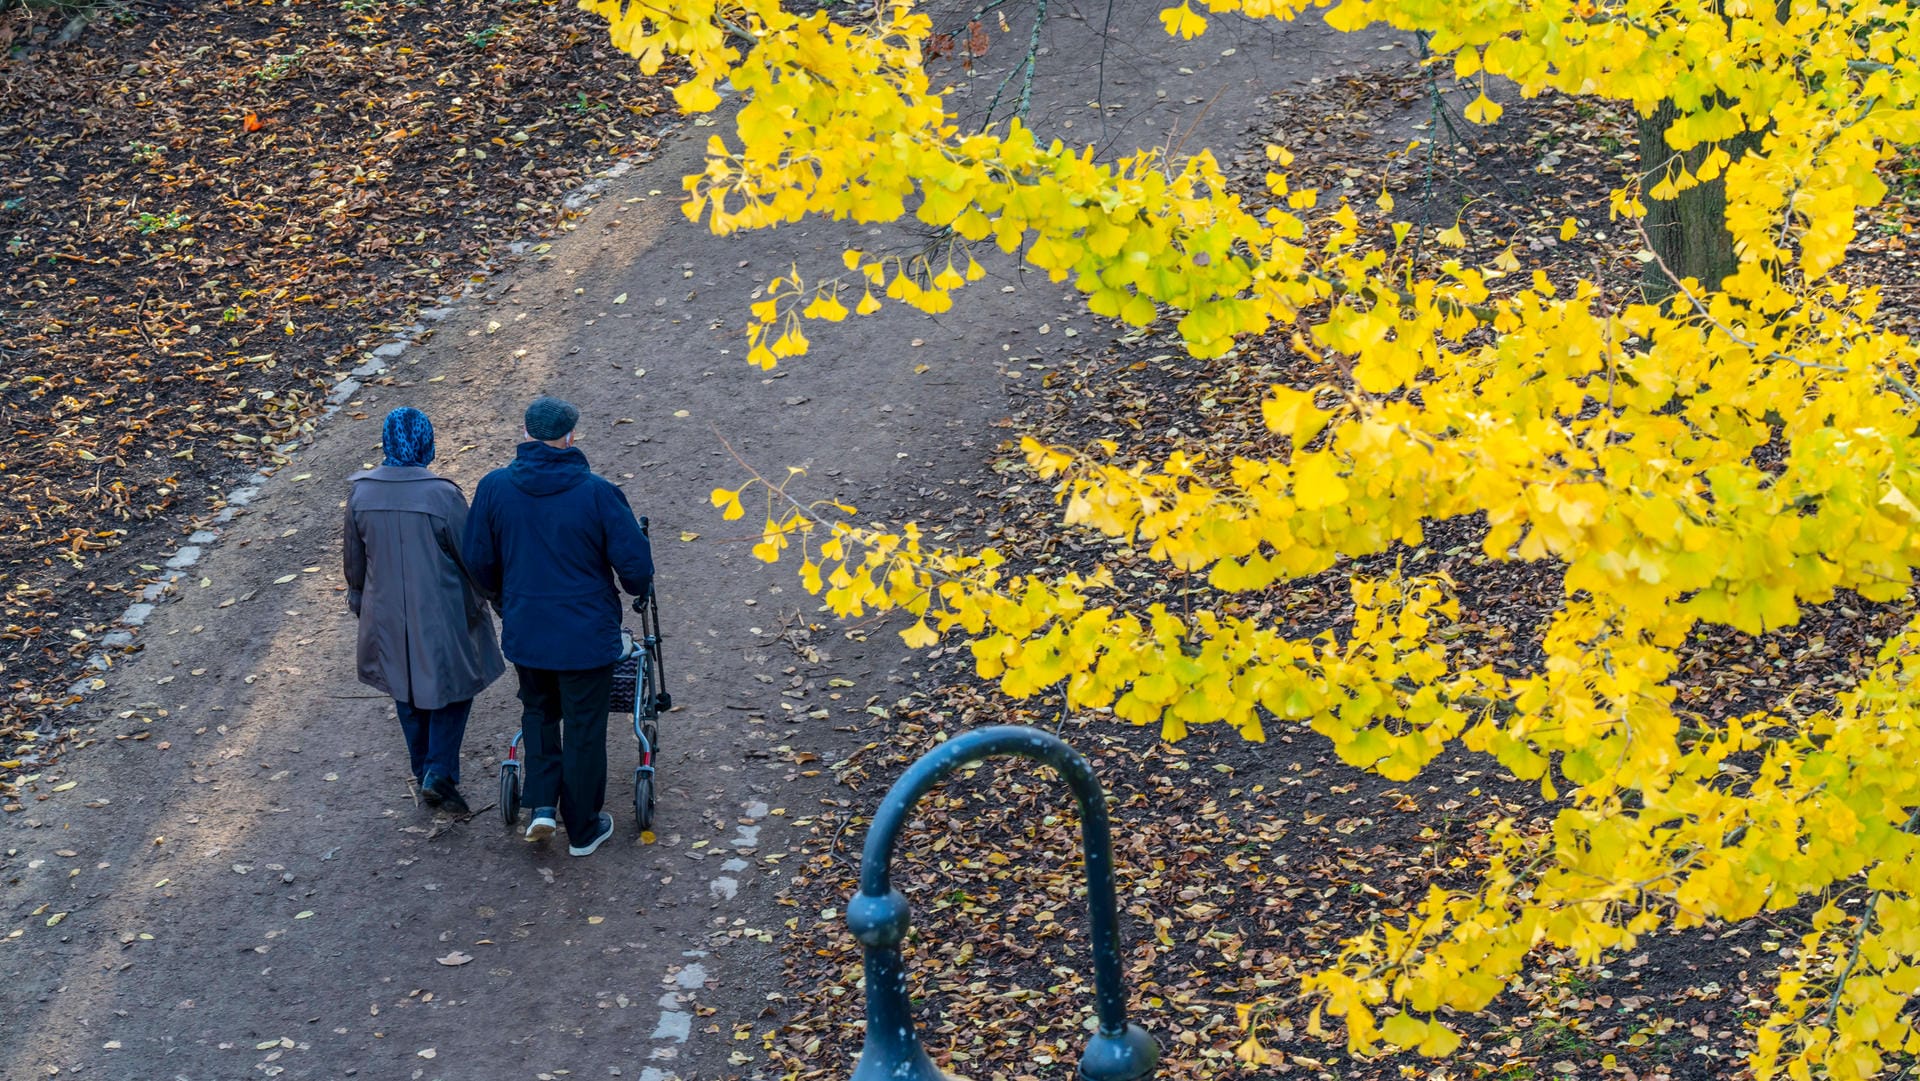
[845,725,1159,1081]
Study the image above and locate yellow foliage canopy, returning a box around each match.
[584,0,1920,1076]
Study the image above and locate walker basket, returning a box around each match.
[609,653,642,714]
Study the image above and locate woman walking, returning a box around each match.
[343,407,505,813]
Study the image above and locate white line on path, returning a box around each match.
[637,797,774,1078]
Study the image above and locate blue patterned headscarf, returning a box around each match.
[381,407,435,468]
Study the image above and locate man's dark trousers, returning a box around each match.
[516,663,614,840]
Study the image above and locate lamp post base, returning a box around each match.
[1080,1023,1159,1081]
[850,1042,953,1081]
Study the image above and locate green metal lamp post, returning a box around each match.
[845,725,1159,1081]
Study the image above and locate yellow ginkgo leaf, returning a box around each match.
[1292,453,1349,511]
[1158,2,1207,39]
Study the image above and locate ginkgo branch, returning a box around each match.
[1635,220,1844,373]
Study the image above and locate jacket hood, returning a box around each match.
[507,441,592,497]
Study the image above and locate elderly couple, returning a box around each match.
[341,396,654,858]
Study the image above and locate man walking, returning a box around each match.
[463,396,655,857]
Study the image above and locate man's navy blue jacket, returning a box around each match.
[463,441,654,671]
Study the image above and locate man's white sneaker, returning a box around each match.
[568,812,615,857]
[525,809,557,842]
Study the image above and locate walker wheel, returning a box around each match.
[500,762,521,830]
[633,769,655,833]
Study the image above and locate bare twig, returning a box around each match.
[1013,0,1047,123]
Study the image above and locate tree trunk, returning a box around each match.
[1637,100,1757,298]
[1637,0,1781,300]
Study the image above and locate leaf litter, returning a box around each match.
[0,0,674,797]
